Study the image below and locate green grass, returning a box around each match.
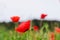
[0,23,60,40]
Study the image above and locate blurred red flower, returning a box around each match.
[15,20,30,33]
[11,16,20,22]
[41,13,47,19]
[55,27,60,33]
[33,25,39,31]
[50,32,55,40]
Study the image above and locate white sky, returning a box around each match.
[0,0,60,22]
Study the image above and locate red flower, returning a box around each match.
[41,13,47,19]
[15,20,30,33]
[55,27,60,33]
[33,25,39,31]
[11,16,20,22]
[50,32,55,40]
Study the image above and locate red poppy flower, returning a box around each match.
[33,25,39,31]
[55,27,60,33]
[15,20,30,33]
[11,16,20,22]
[41,13,47,19]
[50,32,55,40]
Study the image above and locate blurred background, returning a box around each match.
[0,0,60,22]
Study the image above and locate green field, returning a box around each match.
[0,21,60,40]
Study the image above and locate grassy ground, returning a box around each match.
[0,22,60,40]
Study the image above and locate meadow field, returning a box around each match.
[0,20,60,40]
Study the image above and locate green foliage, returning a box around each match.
[0,22,60,40]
